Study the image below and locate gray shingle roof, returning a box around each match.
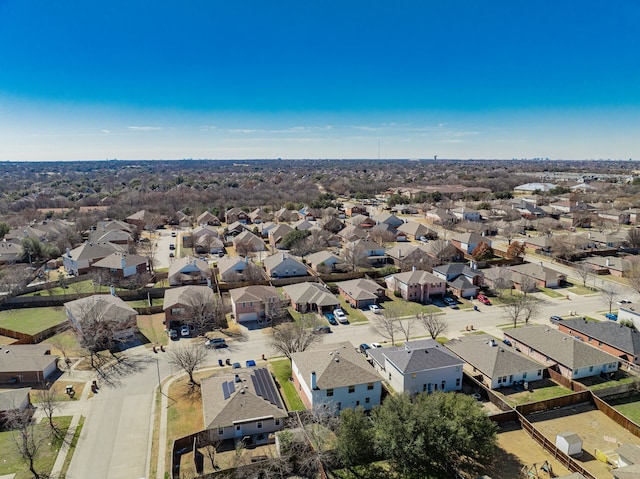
[292,342,380,390]
[559,318,640,359]
[282,282,339,308]
[163,285,215,310]
[445,334,544,379]
[0,388,31,412]
[368,339,462,373]
[505,326,619,370]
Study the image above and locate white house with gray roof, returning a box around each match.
[367,339,463,395]
[282,282,339,314]
[291,342,382,414]
[445,334,545,389]
[504,326,619,380]
[201,367,287,445]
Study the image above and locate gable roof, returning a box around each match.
[559,318,640,358]
[507,263,564,282]
[505,326,619,370]
[292,342,380,390]
[92,252,147,270]
[282,282,340,308]
[229,285,278,304]
[445,334,544,378]
[449,275,477,291]
[397,221,431,237]
[368,339,462,373]
[451,232,488,245]
[168,256,210,277]
[216,257,248,277]
[263,253,306,272]
[163,285,215,310]
[0,344,57,376]
[305,250,342,266]
[66,242,120,261]
[386,269,442,286]
[0,388,31,412]
[335,278,383,300]
[201,368,288,429]
[64,294,137,323]
[433,263,483,279]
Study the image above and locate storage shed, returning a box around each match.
[556,432,582,456]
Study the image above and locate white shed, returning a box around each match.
[556,432,582,456]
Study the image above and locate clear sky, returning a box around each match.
[0,1,638,161]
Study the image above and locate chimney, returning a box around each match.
[412,266,416,272]
[311,371,317,390]
[66,247,71,258]
[207,277,212,288]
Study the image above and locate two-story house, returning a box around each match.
[162,285,215,328]
[384,269,445,303]
[291,342,382,414]
[92,252,148,280]
[263,253,308,279]
[335,278,385,309]
[229,285,279,323]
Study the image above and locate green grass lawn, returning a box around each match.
[21,279,123,297]
[44,329,85,357]
[0,307,68,335]
[270,359,305,411]
[380,295,441,317]
[538,287,565,298]
[567,285,598,295]
[126,298,164,308]
[608,394,640,424]
[0,415,72,479]
[137,314,169,346]
[337,298,368,323]
[59,416,85,478]
[501,381,573,407]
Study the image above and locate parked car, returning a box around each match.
[333,308,348,323]
[370,342,383,349]
[232,362,241,369]
[324,312,337,325]
[169,329,178,340]
[180,325,190,337]
[502,339,512,346]
[359,343,371,354]
[169,244,175,250]
[606,313,618,321]
[443,297,458,309]
[617,299,632,305]
[368,304,381,314]
[205,338,226,349]
[477,294,491,305]
[550,315,563,322]
[313,326,331,334]
[246,359,256,367]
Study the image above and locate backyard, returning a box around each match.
[498,378,574,407]
[270,358,305,411]
[0,306,67,335]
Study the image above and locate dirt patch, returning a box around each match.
[480,423,571,479]
[0,335,17,345]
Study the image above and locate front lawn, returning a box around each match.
[0,415,72,479]
[137,313,169,346]
[381,295,441,317]
[566,285,598,295]
[0,307,68,335]
[270,359,305,411]
[538,287,565,299]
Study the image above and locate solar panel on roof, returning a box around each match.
[228,381,236,394]
[222,381,230,400]
[256,368,283,408]
[251,375,262,397]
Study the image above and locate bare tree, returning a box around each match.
[627,260,640,293]
[600,282,620,314]
[7,409,48,479]
[574,262,593,288]
[136,238,158,272]
[33,388,63,440]
[242,261,266,282]
[343,245,370,272]
[368,228,396,247]
[502,294,542,328]
[168,343,207,385]
[628,228,640,249]
[519,275,537,296]
[395,308,415,343]
[416,312,448,340]
[270,315,322,360]
[489,265,513,296]
[373,306,400,346]
[182,289,228,334]
[428,239,456,263]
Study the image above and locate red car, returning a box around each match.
[477,294,491,305]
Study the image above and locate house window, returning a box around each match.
[365,397,370,404]
[589,366,594,372]
[441,381,446,390]
[411,373,417,379]
[218,428,224,435]
[598,341,602,346]
[236,425,241,432]
[367,383,374,390]
[423,384,427,392]
[523,372,527,379]
[455,378,460,387]
[337,402,342,411]
[356,400,360,406]
[171,308,185,315]
[327,389,334,397]
[348,385,355,394]
[257,421,263,429]
[388,372,392,380]
[275,419,280,426]
[537,370,542,376]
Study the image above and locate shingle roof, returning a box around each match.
[387,269,442,286]
[201,368,288,429]
[397,221,430,237]
[559,318,640,359]
[0,388,31,412]
[65,294,137,324]
[163,285,215,310]
[335,278,382,301]
[292,342,380,390]
[229,285,278,304]
[0,345,57,376]
[505,326,619,370]
[368,339,462,373]
[282,282,339,308]
[445,334,544,379]
[93,252,147,269]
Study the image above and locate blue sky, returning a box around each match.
[0,1,638,161]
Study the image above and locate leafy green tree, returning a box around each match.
[336,408,377,470]
[371,392,497,478]
[280,229,311,250]
[20,237,60,263]
[0,222,9,240]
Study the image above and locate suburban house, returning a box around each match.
[263,253,308,278]
[506,263,566,289]
[523,236,553,253]
[321,217,345,234]
[335,278,385,309]
[612,444,640,479]
[384,269,446,303]
[504,326,619,380]
[556,318,640,365]
[193,235,225,255]
[168,256,210,286]
[445,335,545,389]
[347,214,376,229]
[233,230,268,254]
[422,240,463,262]
[226,221,248,236]
[162,285,215,328]
[297,206,315,221]
[225,207,250,224]
[126,209,156,230]
[0,344,58,384]
[367,339,463,395]
[618,307,640,330]
[0,241,21,264]
[450,232,491,255]
[184,225,220,246]
[201,367,287,445]
[304,251,344,273]
[585,230,627,249]
[371,212,404,228]
[432,263,483,298]
[368,223,404,242]
[92,252,148,279]
[345,239,386,266]
[274,207,297,223]
[425,208,456,226]
[65,294,139,342]
[89,227,134,246]
[338,224,368,242]
[0,388,32,426]
[451,207,481,222]
[249,208,271,224]
[580,256,631,277]
[229,285,279,323]
[254,221,278,239]
[397,221,436,241]
[176,211,193,228]
[63,242,122,276]
[217,257,250,282]
[291,342,382,413]
[282,282,340,314]
[344,203,368,217]
[196,211,221,226]
[268,224,294,249]
[292,219,314,231]
[597,209,630,226]
[385,244,433,269]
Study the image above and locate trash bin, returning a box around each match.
[225,358,231,366]
[218,359,223,367]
